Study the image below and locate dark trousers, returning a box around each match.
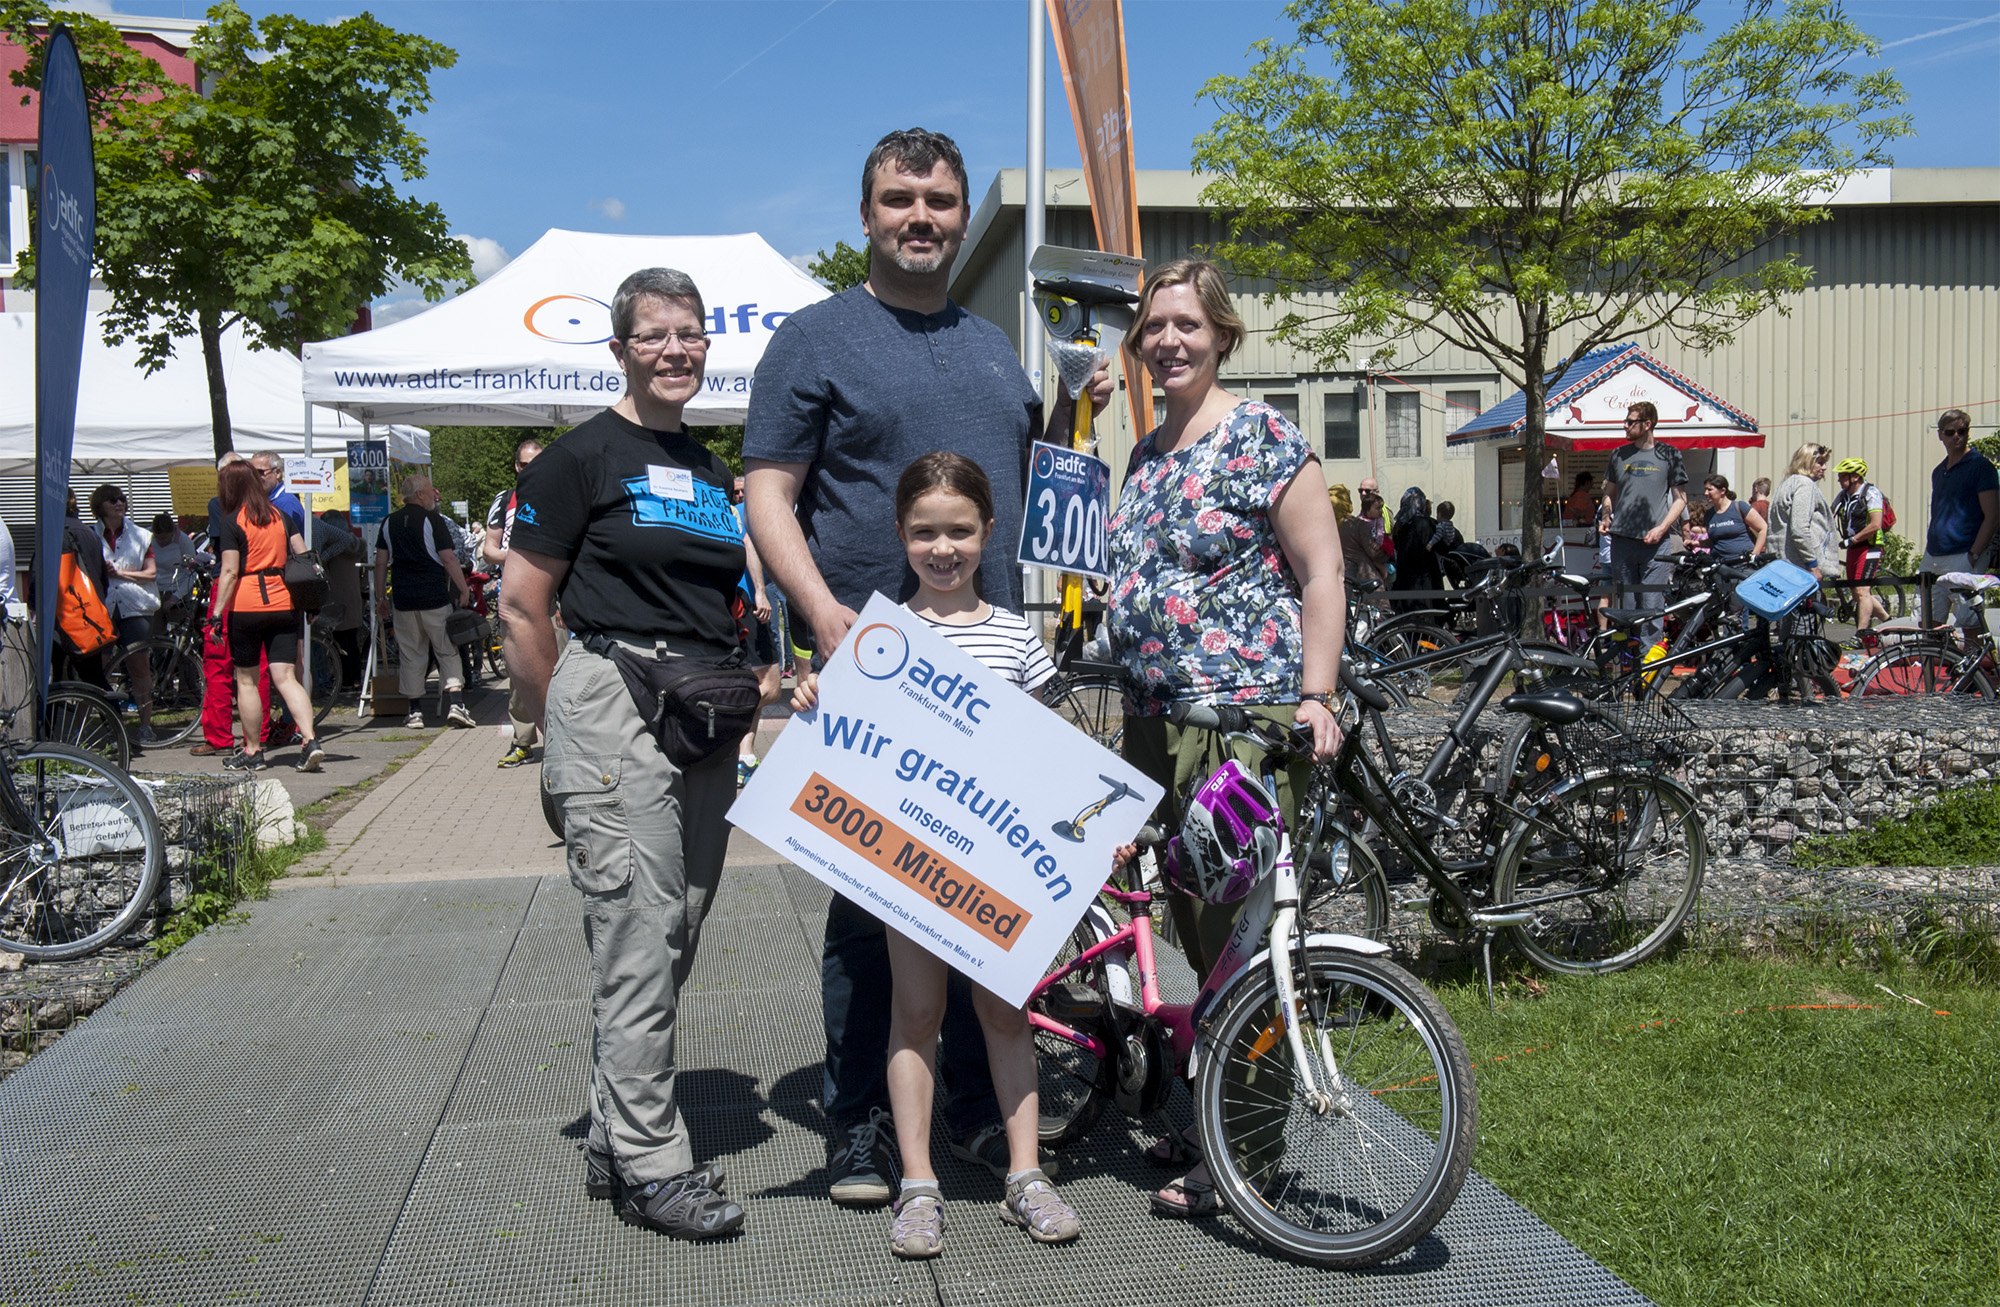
[821,892,998,1138]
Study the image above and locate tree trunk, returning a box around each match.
[1518,332,1548,637]
[200,308,234,460]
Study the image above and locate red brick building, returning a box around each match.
[1,15,202,285]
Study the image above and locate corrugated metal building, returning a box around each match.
[949,168,1999,543]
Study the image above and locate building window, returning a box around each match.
[1444,388,1480,460]
[1,148,14,267]
[1385,391,1420,460]
[1323,390,1360,461]
[1262,391,1299,429]
[21,149,37,249]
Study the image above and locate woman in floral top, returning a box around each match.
[1105,258,1347,1218]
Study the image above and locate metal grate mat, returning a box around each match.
[0,869,1654,1307]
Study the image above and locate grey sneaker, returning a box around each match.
[950,1124,1059,1181]
[618,1169,744,1241]
[888,1187,945,1260]
[828,1106,898,1208]
[445,702,477,729]
[1000,1169,1080,1244]
[403,709,425,730]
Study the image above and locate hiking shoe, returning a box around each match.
[498,744,533,769]
[294,740,325,773]
[404,710,425,730]
[618,1170,744,1241]
[445,703,477,729]
[587,1146,724,1203]
[888,1187,945,1259]
[828,1106,898,1208]
[950,1124,1059,1181]
[188,741,225,756]
[133,725,161,747]
[999,1169,1080,1244]
[222,751,266,772]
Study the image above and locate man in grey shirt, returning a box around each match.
[745,128,1108,1211]
[1600,401,1688,642]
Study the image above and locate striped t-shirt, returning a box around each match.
[916,605,1057,694]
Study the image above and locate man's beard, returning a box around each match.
[889,239,950,276]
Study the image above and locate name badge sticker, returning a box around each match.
[647,465,694,501]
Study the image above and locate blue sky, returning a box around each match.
[95,0,2000,322]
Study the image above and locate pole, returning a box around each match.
[300,401,313,704]
[1024,0,1048,615]
[359,420,380,716]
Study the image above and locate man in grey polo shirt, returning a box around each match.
[1600,401,1688,643]
[745,127,1108,1210]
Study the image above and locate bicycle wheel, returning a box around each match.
[1196,946,1476,1268]
[1028,918,1113,1147]
[1492,770,1706,975]
[1371,621,1464,702]
[1044,670,1124,753]
[1492,700,1640,806]
[102,640,205,747]
[1855,646,1995,697]
[41,685,132,770]
[0,741,165,960]
[1297,782,1390,941]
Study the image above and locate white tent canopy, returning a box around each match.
[0,311,429,473]
[301,229,831,427]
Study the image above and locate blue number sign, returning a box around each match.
[1017,442,1112,582]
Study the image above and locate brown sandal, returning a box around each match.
[1145,1126,1201,1168]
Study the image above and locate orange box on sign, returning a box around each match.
[791,772,1031,951]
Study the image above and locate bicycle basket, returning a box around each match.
[1162,758,1281,905]
[1562,695,1704,770]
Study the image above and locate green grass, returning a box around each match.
[1795,781,2000,868]
[150,827,326,956]
[1438,955,1999,1307]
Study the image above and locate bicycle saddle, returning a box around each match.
[1600,606,1654,627]
[1498,690,1590,725]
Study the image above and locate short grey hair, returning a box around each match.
[399,473,431,499]
[249,449,281,470]
[611,268,706,340]
[217,452,246,471]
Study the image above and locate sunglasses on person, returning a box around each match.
[1940,425,1970,437]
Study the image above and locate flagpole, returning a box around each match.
[1024,0,1047,614]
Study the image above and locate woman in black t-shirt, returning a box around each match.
[499,268,747,1242]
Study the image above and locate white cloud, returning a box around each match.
[371,295,433,328]
[788,253,817,274]
[458,234,512,282]
[590,197,628,223]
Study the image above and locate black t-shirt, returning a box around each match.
[509,409,745,652]
[374,504,458,611]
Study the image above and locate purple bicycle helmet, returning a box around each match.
[1162,759,1283,905]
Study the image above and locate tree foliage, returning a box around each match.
[1195,0,1907,570]
[807,240,870,292]
[6,2,472,459]
[427,426,562,528]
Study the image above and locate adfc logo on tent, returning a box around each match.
[523,294,612,345]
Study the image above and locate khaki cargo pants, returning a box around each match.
[543,637,736,1185]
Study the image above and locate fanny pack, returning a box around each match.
[582,632,761,769]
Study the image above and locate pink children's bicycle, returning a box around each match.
[1025,684,1476,1269]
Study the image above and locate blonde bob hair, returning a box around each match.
[1124,258,1247,367]
[1786,442,1830,477]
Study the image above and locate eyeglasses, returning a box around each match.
[624,329,709,355]
[1623,416,1648,426]
[1940,427,1970,437]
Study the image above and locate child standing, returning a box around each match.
[792,452,1077,1259]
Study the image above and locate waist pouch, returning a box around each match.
[584,633,761,769]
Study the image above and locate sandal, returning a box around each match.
[1150,1174,1220,1220]
[1145,1126,1201,1168]
[1000,1169,1081,1244]
[888,1187,946,1259]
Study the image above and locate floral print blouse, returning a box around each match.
[1107,400,1316,716]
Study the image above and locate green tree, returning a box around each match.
[808,240,870,292]
[428,426,563,529]
[2,1,170,123]
[1196,0,1907,579]
[7,2,471,459]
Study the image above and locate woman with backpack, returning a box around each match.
[205,462,324,773]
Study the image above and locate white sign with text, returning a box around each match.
[282,456,337,496]
[727,594,1160,1005]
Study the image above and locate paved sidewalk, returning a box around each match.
[0,869,1652,1307]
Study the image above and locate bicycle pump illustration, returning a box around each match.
[1029,245,1143,658]
[1052,774,1141,843]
